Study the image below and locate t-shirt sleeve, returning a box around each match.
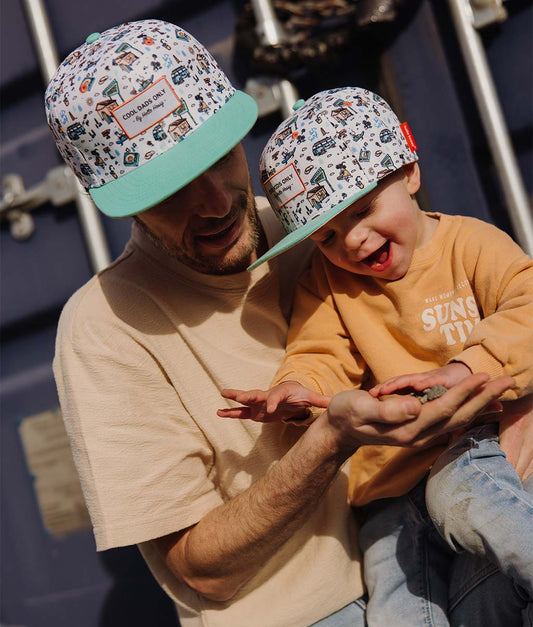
[54,287,224,551]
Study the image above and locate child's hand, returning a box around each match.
[217,381,331,423]
[499,394,533,481]
[369,363,473,400]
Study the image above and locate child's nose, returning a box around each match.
[344,227,368,250]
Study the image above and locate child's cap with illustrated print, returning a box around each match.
[248,86,418,270]
[45,20,258,218]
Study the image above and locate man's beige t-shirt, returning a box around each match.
[53,199,363,627]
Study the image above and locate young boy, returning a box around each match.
[218,87,533,624]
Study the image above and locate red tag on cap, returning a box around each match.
[400,122,417,152]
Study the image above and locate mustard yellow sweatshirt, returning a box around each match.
[274,213,533,505]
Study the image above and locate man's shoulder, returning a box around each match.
[57,246,159,340]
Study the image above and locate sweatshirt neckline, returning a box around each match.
[408,212,448,269]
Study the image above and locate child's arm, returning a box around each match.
[451,220,533,399]
[273,257,366,398]
[373,223,532,402]
[217,381,331,422]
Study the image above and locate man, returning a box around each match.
[46,19,527,627]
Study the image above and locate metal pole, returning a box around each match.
[250,0,286,45]
[275,79,300,119]
[250,0,299,116]
[22,0,112,272]
[448,0,533,255]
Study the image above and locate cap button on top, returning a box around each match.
[292,98,305,111]
[86,32,101,44]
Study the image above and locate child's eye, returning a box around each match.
[353,205,371,219]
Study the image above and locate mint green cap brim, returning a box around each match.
[89,90,258,218]
[248,181,378,271]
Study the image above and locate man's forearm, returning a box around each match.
[155,415,347,601]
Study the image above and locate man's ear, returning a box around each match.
[404,162,421,195]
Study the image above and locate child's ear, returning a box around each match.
[404,162,421,195]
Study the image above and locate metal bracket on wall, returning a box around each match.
[1,167,78,240]
[469,0,507,29]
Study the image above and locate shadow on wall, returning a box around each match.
[99,546,180,626]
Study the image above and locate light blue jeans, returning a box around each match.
[427,423,533,598]
[357,423,532,627]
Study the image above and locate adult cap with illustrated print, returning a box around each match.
[248,86,418,270]
[44,20,258,218]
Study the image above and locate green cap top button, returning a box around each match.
[292,98,305,111]
[86,32,101,44]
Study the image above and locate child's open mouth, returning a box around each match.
[362,241,392,271]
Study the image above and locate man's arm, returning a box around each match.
[152,373,514,601]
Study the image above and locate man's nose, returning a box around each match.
[184,170,232,218]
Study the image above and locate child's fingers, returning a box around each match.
[266,396,282,414]
[220,388,242,397]
[220,388,245,401]
[265,387,289,413]
[306,391,331,408]
[265,385,300,413]
[368,385,381,397]
[375,374,427,396]
[217,407,255,419]
[220,388,267,404]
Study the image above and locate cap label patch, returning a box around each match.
[112,77,182,139]
[400,122,417,152]
[263,164,306,210]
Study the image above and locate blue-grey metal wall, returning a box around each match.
[1,1,531,625]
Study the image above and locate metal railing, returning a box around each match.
[20,0,112,272]
[448,0,533,255]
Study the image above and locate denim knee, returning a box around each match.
[426,423,533,596]
[426,423,502,552]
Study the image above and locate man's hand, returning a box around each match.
[217,381,330,422]
[318,373,515,457]
[369,362,472,399]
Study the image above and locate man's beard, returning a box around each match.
[135,193,262,275]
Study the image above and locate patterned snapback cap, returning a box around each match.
[249,86,418,270]
[45,20,258,217]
